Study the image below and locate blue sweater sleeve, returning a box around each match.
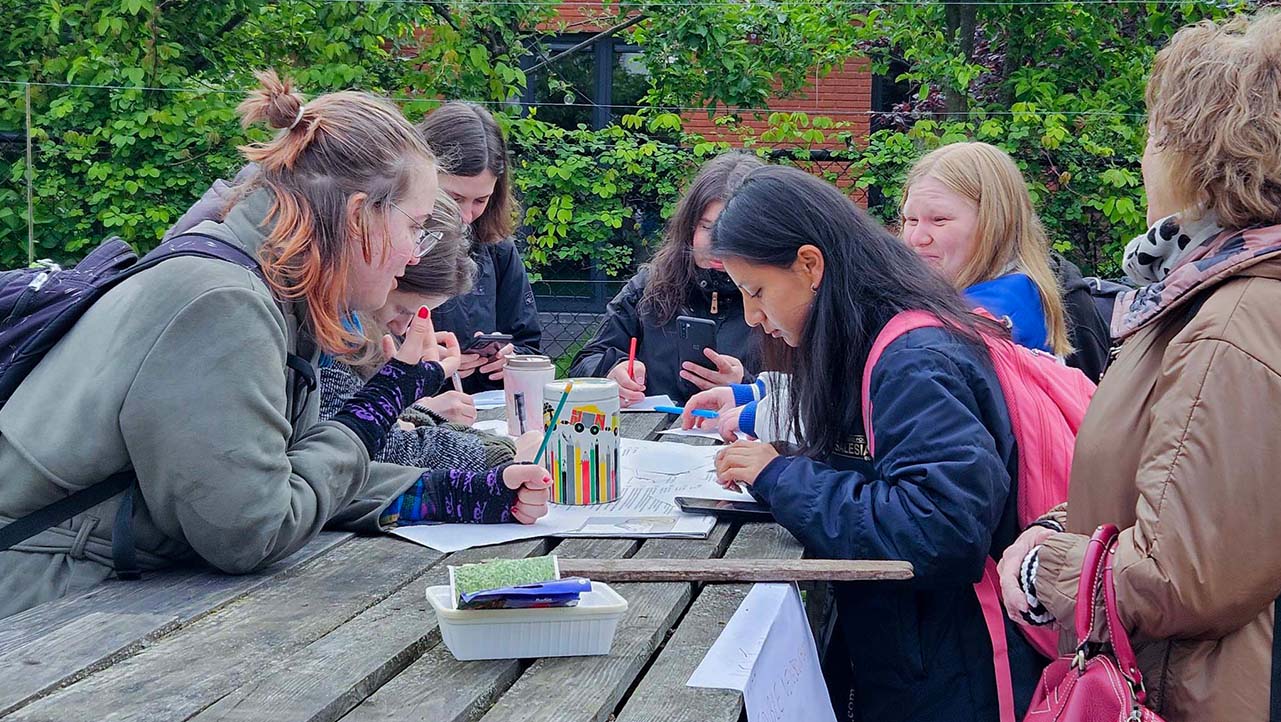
[751,342,1012,588]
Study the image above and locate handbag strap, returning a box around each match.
[1073,523,1119,644]
[1102,534,1147,703]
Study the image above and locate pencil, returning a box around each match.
[533,382,573,466]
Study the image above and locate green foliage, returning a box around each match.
[1,0,1265,279]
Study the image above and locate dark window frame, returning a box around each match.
[520,34,643,130]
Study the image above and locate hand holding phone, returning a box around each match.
[461,332,513,358]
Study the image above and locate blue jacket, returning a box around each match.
[751,327,1041,722]
[431,239,542,392]
[965,273,1050,353]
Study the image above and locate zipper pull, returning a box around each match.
[711,291,719,315]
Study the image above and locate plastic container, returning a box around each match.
[503,355,556,436]
[426,581,629,660]
[542,378,622,505]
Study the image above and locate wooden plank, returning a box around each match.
[557,557,912,582]
[187,538,554,722]
[341,537,639,722]
[615,522,805,722]
[473,523,735,722]
[0,531,352,716]
[620,410,668,442]
[6,534,448,722]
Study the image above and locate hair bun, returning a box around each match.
[238,70,307,131]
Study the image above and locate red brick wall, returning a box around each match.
[542,3,872,199]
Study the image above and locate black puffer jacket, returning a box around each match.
[569,267,758,403]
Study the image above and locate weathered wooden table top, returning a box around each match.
[1,409,807,722]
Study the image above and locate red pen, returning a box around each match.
[627,337,638,380]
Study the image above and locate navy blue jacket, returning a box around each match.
[567,268,757,403]
[431,239,542,392]
[752,327,1041,722]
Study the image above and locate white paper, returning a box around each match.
[688,584,837,722]
[657,427,725,442]
[620,394,676,412]
[470,390,508,410]
[389,438,749,552]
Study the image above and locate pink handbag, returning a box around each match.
[1023,524,1166,722]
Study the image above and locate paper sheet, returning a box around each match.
[620,394,677,412]
[657,427,725,442]
[389,438,750,552]
[687,583,837,722]
[470,390,508,410]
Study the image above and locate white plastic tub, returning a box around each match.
[426,581,629,661]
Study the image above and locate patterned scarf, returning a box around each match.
[1122,211,1224,285]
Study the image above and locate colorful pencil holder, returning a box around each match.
[542,378,621,505]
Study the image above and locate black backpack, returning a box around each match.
[1082,276,1134,326]
[0,233,316,578]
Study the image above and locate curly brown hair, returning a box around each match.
[1146,10,1281,229]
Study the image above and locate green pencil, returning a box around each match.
[534,381,574,467]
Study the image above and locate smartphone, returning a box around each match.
[674,496,774,521]
[676,316,718,372]
[461,333,513,357]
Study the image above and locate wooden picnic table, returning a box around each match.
[0,409,839,722]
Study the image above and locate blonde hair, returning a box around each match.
[1146,10,1281,229]
[904,142,1072,356]
[236,70,435,355]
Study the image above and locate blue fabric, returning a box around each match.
[731,379,765,406]
[965,272,1051,352]
[751,327,1042,722]
[318,314,364,369]
[738,400,759,438]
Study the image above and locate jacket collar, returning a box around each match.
[1114,224,1281,338]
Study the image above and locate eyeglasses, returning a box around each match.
[389,202,444,258]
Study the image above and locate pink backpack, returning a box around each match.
[860,310,1096,722]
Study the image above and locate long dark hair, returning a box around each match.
[640,151,765,326]
[712,165,988,457]
[417,102,518,245]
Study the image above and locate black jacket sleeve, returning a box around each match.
[568,272,646,378]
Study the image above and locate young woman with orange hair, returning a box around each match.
[0,72,550,619]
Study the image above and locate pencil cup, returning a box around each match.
[503,355,555,436]
[542,378,621,505]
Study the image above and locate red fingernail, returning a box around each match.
[417,306,429,319]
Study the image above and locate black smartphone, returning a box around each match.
[676,315,718,372]
[461,333,513,357]
[674,496,773,521]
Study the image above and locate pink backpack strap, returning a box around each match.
[976,560,1018,722]
[860,310,945,455]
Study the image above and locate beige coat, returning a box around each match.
[1038,226,1281,721]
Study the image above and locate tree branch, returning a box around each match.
[523,13,646,76]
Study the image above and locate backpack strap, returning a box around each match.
[862,310,1031,722]
[0,470,134,552]
[977,560,1018,722]
[859,310,946,455]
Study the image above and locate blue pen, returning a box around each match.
[654,405,718,419]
